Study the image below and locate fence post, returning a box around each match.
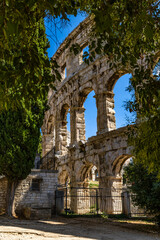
[96,189,98,215]
[65,186,68,215]
[122,191,131,217]
[55,188,57,216]
[46,154,48,169]
[127,192,131,217]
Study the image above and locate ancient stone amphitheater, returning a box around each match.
[41,17,133,211]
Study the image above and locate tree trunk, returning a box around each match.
[6,180,19,217]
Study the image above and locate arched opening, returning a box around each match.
[80,164,99,188]
[78,164,99,214]
[121,157,133,185]
[112,155,133,191]
[83,90,97,139]
[113,73,135,129]
[88,165,99,188]
[112,155,132,177]
[60,104,71,149]
[67,111,71,146]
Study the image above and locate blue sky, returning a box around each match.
[45,13,134,139]
[45,13,87,58]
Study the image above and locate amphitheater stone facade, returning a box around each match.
[41,17,133,213]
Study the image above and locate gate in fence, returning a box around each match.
[55,186,145,216]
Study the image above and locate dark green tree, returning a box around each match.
[126,60,160,176]
[124,162,160,224]
[0,98,47,216]
[0,8,50,216]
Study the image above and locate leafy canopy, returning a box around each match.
[124,162,160,223]
[126,59,160,176]
[1,0,160,110]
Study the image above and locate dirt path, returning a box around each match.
[0,216,159,240]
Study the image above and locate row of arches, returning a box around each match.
[42,73,134,156]
[58,154,133,188]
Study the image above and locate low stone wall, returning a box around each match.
[0,170,58,219]
[14,169,58,219]
[0,176,7,214]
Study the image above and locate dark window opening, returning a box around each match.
[31,179,41,191]
[61,63,67,79]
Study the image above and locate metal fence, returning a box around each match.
[40,147,55,170]
[129,194,146,217]
[55,186,146,216]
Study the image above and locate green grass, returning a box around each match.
[59,212,155,223]
[89,181,99,188]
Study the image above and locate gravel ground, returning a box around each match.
[0,216,159,240]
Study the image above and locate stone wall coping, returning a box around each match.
[28,175,43,180]
[65,126,129,151]
[98,176,122,180]
[31,169,58,173]
[87,126,130,144]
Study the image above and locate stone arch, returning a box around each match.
[101,70,133,132]
[78,87,93,107]
[106,69,130,92]
[80,164,92,182]
[61,103,70,123]
[55,103,71,153]
[78,77,98,107]
[79,162,99,186]
[111,154,132,177]
[61,103,71,145]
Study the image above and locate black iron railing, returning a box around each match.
[55,187,146,217]
[40,147,55,170]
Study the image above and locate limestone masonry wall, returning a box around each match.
[0,170,58,219]
[15,169,58,219]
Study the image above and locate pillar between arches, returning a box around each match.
[55,118,68,154]
[69,180,90,214]
[95,91,116,134]
[70,106,86,144]
[99,175,123,214]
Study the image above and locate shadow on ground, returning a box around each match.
[0,215,159,240]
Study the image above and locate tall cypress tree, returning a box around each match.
[0,16,49,216]
[0,98,47,216]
